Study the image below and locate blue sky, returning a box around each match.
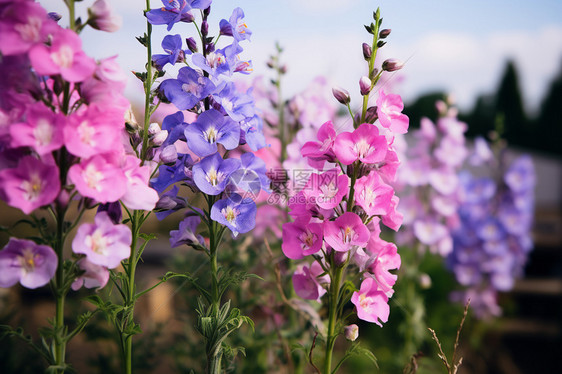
[40,0,562,112]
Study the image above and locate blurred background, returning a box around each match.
[1,0,561,373]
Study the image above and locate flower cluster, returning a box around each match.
[0,0,154,290]
[147,1,269,239]
[448,152,535,318]
[284,117,405,325]
[396,101,468,256]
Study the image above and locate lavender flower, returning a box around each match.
[0,238,57,289]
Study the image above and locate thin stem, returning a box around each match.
[360,11,381,123]
[324,265,344,374]
[346,162,358,212]
[140,0,153,164]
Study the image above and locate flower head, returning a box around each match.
[0,238,57,289]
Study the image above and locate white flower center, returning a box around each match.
[203,126,218,144]
[14,17,42,42]
[298,229,317,250]
[51,45,74,69]
[221,206,239,225]
[19,247,38,272]
[84,164,104,191]
[21,173,43,202]
[86,229,109,255]
[354,138,372,159]
[33,118,53,147]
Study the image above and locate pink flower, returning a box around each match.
[334,123,387,165]
[94,55,128,92]
[88,0,122,32]
[0,156,60,214]
[324,212,370,252]
[303,169,349,210]
[10,105,65,155]
[367,242,401,296]
[376,90,409,134]
[120,155,159,211]
[292,262,329,302]
[71,258,109,291]
[413,218,448,245]
[72,211,131,268]
[0,1,57,56]
[29,28,96,82]
[68,153,127,203]
[282,217,323,259]
[354,172,394,216]
[351,277,389,326]
[0,238,57,289]
[301,121,337,165]
[64,105,123,159]
[381,195,403,231]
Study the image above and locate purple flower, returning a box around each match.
[152,34,188,70]
[213,81,255,122]
[191,42,242,79]
[0,155,60,215]
[210,195,256,235]
[72,212,132,269]
[150,153,195,193]
[146,0,196,31]
[504,155,535,193]
[192,153,241,195]
[160,66,215,111]
[162,111,187,146]
[185,109,240,157]
[0,238,57,289]
[240,115,266,151]
[155,185,187,220]
[219,7,252,42]
[169,213,205,248]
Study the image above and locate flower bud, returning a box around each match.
[280,65,288,74]
[359,76,372,96]
[206,43,215,53]
[377,40,386,48]
[369,67,379,80]
[186,37,198,53]
[344,324,359,341]
[332,86,350,105]
[152,129,168,146]
[97,202,122,225]
[159,144,178,164]
[365,106,378,123]
[382,58,404,72]
[48,12,62,22]
[203,6,211,17]
[201,20,209,37]
[88,0,122,33]
[379,28,391,38]
[362,42,372,60]
[148,122,160,136]
[419,273,432,289]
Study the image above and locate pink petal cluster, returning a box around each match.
[0,3,158,214]
[282,91,408,325]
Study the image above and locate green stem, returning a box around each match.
[324,265,344,374]
[346,162,358,212]
[66,0,75,31]
[123,211,141,374]
[360,11,381,123]
[53,205,67,374]
[140,0,153,164]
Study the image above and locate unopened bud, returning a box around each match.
[345,324,359,341]
[332,86,350,105]
[280,65,287,74]
[369,67,379,80]
[362,42,372,60]
[382,58,404,72]
[365,106,378,123]
[419,273,432,289]
[159,144,178,164]
[377,40,386,48]
[206,43,215,53]
[203,6,211,17]
[152,129,168,146]
[48,12,62,22]
[379,28,391,38]
[186,37,198,53]
[201,20,209,36]
[88,0,122,32]
[359,76,372,96]
[148,122,160,136]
